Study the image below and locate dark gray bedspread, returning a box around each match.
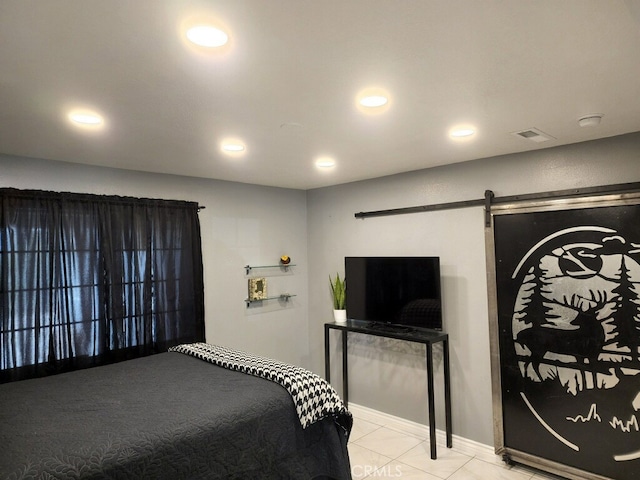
[0,352,352,479]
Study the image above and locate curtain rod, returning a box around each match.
[1,188,208,211]
[354,181,640,225]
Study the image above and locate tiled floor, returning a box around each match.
[348,406,565,480]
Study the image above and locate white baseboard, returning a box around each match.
[348,403,502,465]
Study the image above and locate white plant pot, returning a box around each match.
[333,309,347,323]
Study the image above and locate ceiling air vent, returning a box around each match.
[510,128,555,143]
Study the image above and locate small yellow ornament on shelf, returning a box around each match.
[280,255,291,265]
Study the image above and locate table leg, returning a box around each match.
[342,330,348,407]
[443,338,452,448]
[426,342,437,459]
[325,325,331,383]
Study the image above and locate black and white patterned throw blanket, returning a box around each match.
[169,342,352,437]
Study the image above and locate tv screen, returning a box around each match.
[345,256,442,331]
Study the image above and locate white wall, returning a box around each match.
[306,132,640,446]
[0,154,310,367]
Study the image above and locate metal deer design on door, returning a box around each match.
[489,200,640,480]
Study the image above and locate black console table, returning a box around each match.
[324,319,452,459]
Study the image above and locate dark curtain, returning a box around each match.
[0,189,205,383]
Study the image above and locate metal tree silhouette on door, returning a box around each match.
[492,203,640,479]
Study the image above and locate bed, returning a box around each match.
[0,343,352,479]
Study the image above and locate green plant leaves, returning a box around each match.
[329,273,346,310]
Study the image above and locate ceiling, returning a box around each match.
[1,1,640,190]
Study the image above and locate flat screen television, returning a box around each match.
[345,256,442,331]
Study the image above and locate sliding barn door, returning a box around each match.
[485,192,640,480]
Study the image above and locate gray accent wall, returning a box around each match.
[306,132,640,446]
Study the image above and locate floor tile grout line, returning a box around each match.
[352,443,544,479]
[446,455,479,479]
[351,434,477,479]
[350,425,535,479]
[351,410,547,479]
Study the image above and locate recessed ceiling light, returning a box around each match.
[359,95,388,108]
[68,111,103,126]
[450,128,475,138]
[315,157,336,168]
[67,109,105,130]
[220,139,246,155]
[186,25,228,47]
[356,87,391,114]
[222,143,245,152]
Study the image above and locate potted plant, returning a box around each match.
[330,273,347,323]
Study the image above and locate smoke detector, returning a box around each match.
[510,128,555,143]
[578,114,603,127]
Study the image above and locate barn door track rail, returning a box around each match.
[354,181,640,227]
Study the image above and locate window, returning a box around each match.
[0,189,205,382]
